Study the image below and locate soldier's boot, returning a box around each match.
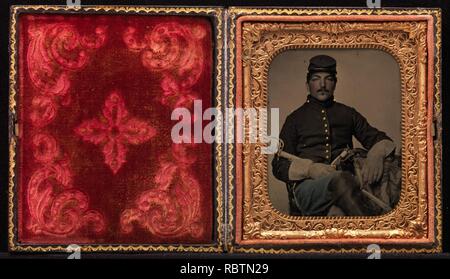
[328,171,368,216]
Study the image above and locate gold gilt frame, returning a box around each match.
[229,8,442,253]
[9,6,225,253]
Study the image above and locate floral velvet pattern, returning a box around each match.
[17,14,213,244]
[75,91,157,174]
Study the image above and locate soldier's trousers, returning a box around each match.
[293,170,367,216]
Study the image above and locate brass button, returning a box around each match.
[325,129,328,133]
[324,124,328,127]
[326,143,329,147]
[325,150,329,153]
[326,136,329,140]
[322,117,326,121]
[326,155,329,159]
[321,110,325,113]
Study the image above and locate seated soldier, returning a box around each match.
[271,55,396,216]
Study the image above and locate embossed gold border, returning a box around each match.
[8,5,225,253]
[228,8,442,254]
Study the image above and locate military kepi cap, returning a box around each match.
[308,55,337,74]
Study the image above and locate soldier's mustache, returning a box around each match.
[318,89,329,93]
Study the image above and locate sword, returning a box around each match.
[276,139,303,161]
[276,138,392,212]
[276,138,346,170]
[354,163,392,212]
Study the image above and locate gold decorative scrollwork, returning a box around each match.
[231,8,441,253]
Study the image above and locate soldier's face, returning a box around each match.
[307,72,336,101]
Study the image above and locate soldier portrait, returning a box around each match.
[233,9,440,253]
[269,50,402,217]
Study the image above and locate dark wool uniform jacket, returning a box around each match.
[272,95,392,183]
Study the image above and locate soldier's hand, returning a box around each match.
[362,140,394,185]
[361,155,384,185]
[308,163,336,179]
[288,158,313,180]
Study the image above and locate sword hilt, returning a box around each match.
[276,139,303,161]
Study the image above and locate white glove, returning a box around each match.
[288,158,336,180]
[362,139,395,184]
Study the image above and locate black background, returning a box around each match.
[0,0,448,265]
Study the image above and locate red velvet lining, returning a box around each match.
[17,14,213,244]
